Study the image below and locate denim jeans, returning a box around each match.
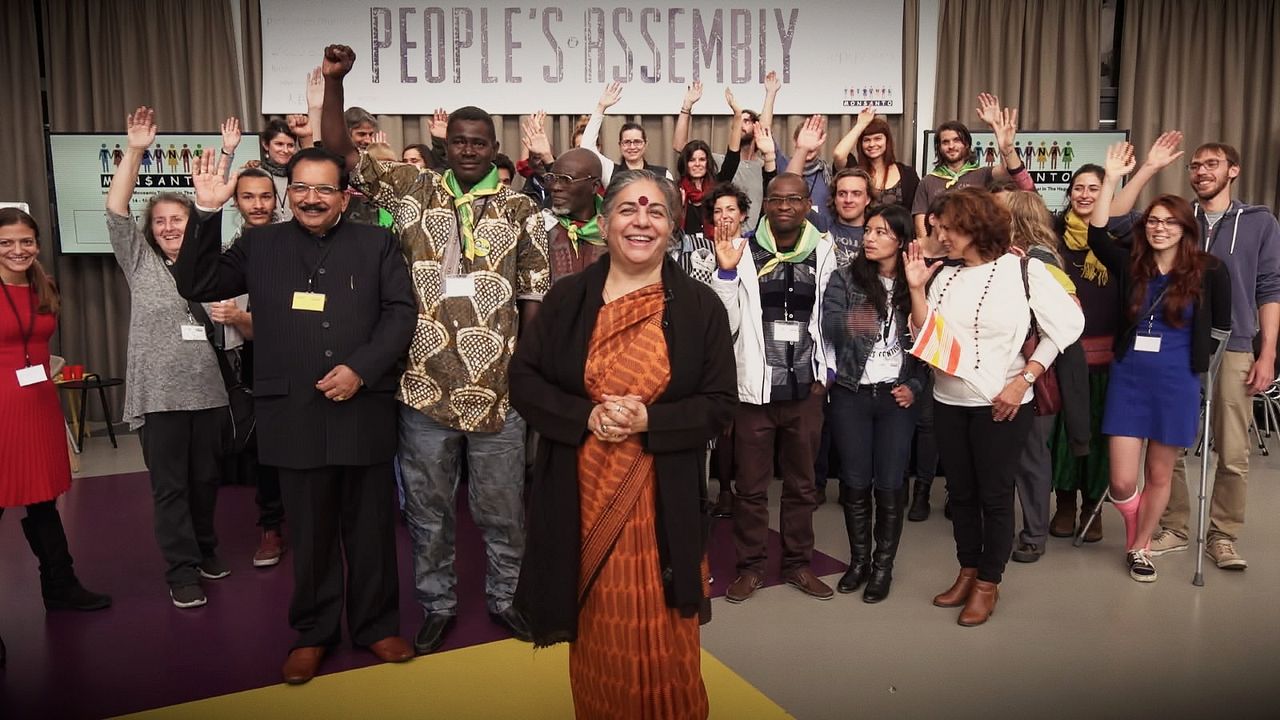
[828,384,920,491]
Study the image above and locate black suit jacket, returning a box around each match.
[173,212,416,470]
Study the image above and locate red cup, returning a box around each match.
[66,364,84,380]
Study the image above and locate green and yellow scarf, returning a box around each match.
[1063,210,1109,286]
[442,165,501,260]
[755,218,821,277]
[556,195,605,255]
[929,160,980,189]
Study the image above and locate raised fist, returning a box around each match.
[322,45,356,79]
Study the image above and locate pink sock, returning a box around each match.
[1113,489,1142,550]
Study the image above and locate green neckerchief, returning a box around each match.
[755,219,821,277]
[441,165,501,260]
[557,195,605,255]
[929,159,981,189]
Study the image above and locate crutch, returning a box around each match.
[1073,486,1109,547]
[1193,338,1230,587]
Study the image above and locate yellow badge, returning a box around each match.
[291,291,326,312]
[472,235,491,257]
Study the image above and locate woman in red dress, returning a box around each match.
[0,209,111,667]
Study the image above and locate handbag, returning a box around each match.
[1019,259,1063,416]
[187,300,256,454]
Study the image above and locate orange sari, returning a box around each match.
[569,284,709,720]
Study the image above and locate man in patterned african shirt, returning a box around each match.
[321,45,549,655]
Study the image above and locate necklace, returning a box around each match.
[933,262,1000,370]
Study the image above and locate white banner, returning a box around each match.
[48,134,261,254]
[260,0,903,115]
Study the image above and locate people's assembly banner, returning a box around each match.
[259,0,904,115]
[47,134,261,254]
[918,130,1130,212]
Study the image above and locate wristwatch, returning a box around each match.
[1021,370,1037,384]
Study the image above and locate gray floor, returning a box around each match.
[72,431,1280,718]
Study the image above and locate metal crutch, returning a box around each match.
[1073,486,1109,547]
[1193,339,1230,587]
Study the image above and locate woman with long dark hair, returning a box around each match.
[832,108,920,210]
[1088,143,1231,582]
[675,85,742,238]
[822,204,927,602]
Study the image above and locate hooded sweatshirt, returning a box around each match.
[1194,199,1280,352]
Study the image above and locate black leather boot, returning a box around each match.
[908,476,932,522]
[836,486,873,593]
[21,512,112,612]
[864,486,906,603]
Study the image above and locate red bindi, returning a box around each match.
[637,195,649,206]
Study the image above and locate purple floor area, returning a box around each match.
[0,471,844,718]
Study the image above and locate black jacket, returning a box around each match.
[1087,224,1231,372]
[172,212,416,470]
[509,254,737,645]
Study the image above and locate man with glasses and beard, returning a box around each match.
[540,148,605,284]
[320,44,550,656]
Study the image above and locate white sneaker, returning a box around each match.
[1205,539,1248,570]
[1148,529,1189,557]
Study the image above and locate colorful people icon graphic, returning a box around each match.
[1036,141,1048,168]
[140,146,152,173]
[984,143,997,166]
[111,144,124,167]
[1062,140,1075,168]
[1048,140,1061,169]
[167,144,178,172]
[99,143,110,172]
[152,145,165,173]
[179,143,192,172]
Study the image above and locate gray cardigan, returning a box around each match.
[107,211,226,429]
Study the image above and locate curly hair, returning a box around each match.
[1129,194,1207,328]
[934,186,1011,261]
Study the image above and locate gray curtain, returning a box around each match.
[933,0,1103,131]
[1117,0,1280,211]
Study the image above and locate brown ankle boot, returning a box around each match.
[957,580,999,626]
[1081,501,1104,543]
[932,568,978,607]
[1049,490,1077,538]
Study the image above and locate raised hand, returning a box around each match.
[191,148,239,208]
[990,107,1019,151]
[126,107,157,149]
[713,224,746,271]
[682,80,703,110]
[1142,130,1185,170]
[304,66,324,109]
[976,92,1001,126]
[287,113,312,138]
[521,112,552,159]
[724,87,741,112]
[371,130,388,145]
[1103,141,1136,179]
[429,108,449,140]
[855,106,877,128]
[597,81,623,110]
[220,116,242,152]
[322,44,356,79]
[764,70,781,94]
[795,115,827,153]
[905,240,942,290]
[753,125,776,156]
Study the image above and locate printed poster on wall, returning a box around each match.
[259,0,904,115]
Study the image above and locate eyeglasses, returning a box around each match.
[765,195,809,208]
[1145,217,1181,230]
[286,182,341,197]
[619,139,646,147]
[1187,159,1223,173]
[542,173,598,186]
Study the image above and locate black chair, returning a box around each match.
[57,373,124,449]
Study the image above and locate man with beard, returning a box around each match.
[320,44,549,655]
[711,173,839,604]
[541,148,605,283]
[911,94,1029,241]
[174,146,418,684]
[1112,140,1280,569]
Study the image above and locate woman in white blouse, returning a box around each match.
[905,187,1083,626]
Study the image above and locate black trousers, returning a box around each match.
[139,408,225,588]
[933,401,1032,584]
[278,463,399,648]
[255,463,284,530]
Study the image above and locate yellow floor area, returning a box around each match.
[116,640,792,719]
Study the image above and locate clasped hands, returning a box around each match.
[588,394,649,443]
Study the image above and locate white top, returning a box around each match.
[860,276,903,384]
[579,111,675,186]
[926,254,1083,407]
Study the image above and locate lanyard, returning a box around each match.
[1,282,37,367]
[304,235,338,291]
[1140,285,1170,334]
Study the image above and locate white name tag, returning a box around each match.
[1134,334,1162,353]
[444,275,477,298]
[181,324,206,341]
[17,364,48,386]
[774,321,803,344]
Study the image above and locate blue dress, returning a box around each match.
[1102,275,1200,447]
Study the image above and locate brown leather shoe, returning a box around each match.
[725,572,764,604]
[1049,490,1077,538]
[785,568,834,600]
[369,636,414,663]
[253,529,285,567]
[1081,503,1103,543]
[932,568,978,607]
[712,491,734,518]
[282,646,326,685]
[957,580,999,626]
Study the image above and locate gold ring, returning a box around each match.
[336,395,345,401]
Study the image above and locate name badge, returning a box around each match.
[1134,334,1162,353]
[17,364,48,386]
[292,291,327,312]
[774,320,803,344]
[444,275,477,298]
[181,324,206,341]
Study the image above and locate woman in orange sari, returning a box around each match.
[510,170,737,719]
